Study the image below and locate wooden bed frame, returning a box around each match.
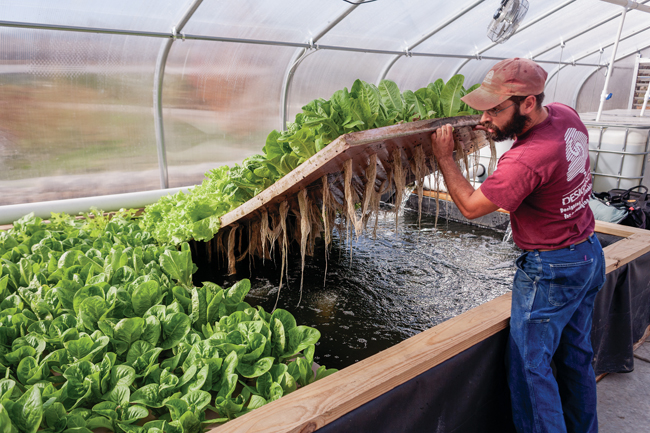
[208,220,650,433]
[2,197,648,433]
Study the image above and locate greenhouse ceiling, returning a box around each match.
[1,0,650,211]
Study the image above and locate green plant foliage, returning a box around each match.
[140,76,481,246]
[0,211,335,432]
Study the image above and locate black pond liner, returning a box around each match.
[191,210,650,433]
[316,234,650,433]
[318,330,516,433]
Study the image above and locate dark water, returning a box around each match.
[206,208,521,370]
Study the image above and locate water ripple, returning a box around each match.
[224,208,520,370]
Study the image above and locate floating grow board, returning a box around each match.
[208,115,492,277]
[219,115,490,230]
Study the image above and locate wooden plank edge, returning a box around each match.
[208,292,512,433]
[344,116,482,146]
[603,232,650,273]
[219,136,350,228]
[594,220,648,237]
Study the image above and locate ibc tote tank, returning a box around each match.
[586,125,650,193]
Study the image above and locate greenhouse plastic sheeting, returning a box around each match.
[315,2,472,52]
[162,40,296,187]
[2,0,650,207]
[182,1,345,42]
[0,29,163,205]
[577,54,640,112]
[0,0,194,33]
[288,50,390,119]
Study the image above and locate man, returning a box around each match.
[430,58,606,433]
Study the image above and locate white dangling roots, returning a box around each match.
[371,180,387,239]
[268,212,282,260]
[227,223,239,275]
[321,175,335,287]
[249,220,260,261]
[361,154,377,229]
[321,176,332,252]
[429,155,442,229]
[260,208,269,263]
[297,189,311,306]
[391,148,406,232]
[488,139,497,176]
[369,158,392,238]
[413,146,427,227]
[210,123,491,307]
[309,202,322,257]
[273,201,290,311]
[454,138,470,182]
[344,159,363,238]
[236,225,251,263]
[215,230,226,266]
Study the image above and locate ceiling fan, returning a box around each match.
[487,0,529,44]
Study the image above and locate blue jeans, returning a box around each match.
[507,234,606,433]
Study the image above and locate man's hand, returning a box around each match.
[428,123,500,220]
[431,124,455,161]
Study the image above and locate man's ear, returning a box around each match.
[521,95,537,115]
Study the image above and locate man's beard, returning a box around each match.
[482,107,530,142]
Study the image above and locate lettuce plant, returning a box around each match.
[141,76,481,246]
[0,212,336,432]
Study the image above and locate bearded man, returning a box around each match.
[430,58,605,433]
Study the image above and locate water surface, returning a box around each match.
[216,208,521,370]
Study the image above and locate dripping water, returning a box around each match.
[503,221,513,243]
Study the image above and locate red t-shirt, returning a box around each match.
[479,103,595,250]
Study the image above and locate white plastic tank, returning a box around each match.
[587,126,649,193]
[477,139,512,174]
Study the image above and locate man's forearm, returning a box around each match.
[435,155,481,218]
[429,124,499,219]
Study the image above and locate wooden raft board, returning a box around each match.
[219,115,488,230]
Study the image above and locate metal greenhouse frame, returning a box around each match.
[1,0,649,220]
